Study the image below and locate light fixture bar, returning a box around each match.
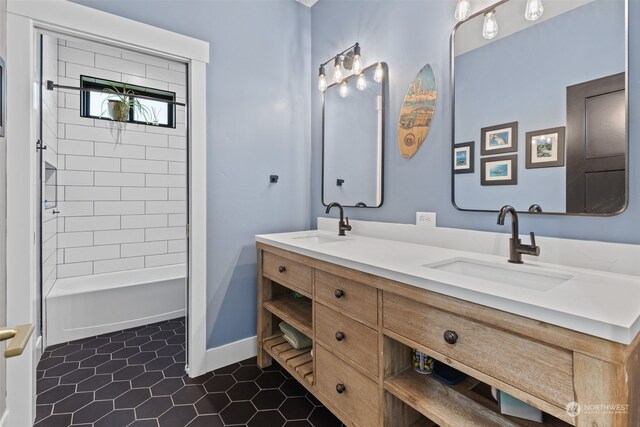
[318,42,359,68]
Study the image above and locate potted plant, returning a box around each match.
[101,83,152,124]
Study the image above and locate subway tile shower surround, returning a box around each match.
[54,37,187,279]
[42,34,60,298]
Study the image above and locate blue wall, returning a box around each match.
[311,0,640,245]
[455,1,624,212]
[73,0,312,348]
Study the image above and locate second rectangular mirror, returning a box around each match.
[452,0,627,215]
[322,63,387,208]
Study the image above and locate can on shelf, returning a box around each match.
[412,349,434,375]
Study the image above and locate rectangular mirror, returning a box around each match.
[452,0,627,215]
[322,62,387,208]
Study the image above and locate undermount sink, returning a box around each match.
[293,233,351,245]
[425,258,573,291]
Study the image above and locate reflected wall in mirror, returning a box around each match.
[323,63,387,208]
[452,0,627,215]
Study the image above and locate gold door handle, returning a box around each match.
[0,324,34,358]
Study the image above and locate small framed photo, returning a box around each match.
[481,155,518,186]
[453,142,474,174]
[525,126,565,169]
[480,121,518,155]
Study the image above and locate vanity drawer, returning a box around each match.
[315,303,378,376]
[383,292,574,408]
[263,252,312,295]
[315,344,379,427]
[315,270,377,325]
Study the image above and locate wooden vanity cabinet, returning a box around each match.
[256,243,640,427]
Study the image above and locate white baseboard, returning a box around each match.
[0,409,8,427]
[205,335,257,372]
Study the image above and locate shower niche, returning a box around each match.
[43,162,57,210]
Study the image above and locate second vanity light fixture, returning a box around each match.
[318,42,383,96]
[454,0,544,40]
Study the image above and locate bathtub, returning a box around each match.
[46,265,186,346]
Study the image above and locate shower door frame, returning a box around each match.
[5,1,209,425]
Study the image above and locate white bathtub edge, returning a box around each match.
[46,268,186,347]
[50,264,186,298]
[47,308,186,347]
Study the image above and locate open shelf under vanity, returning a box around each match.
[383,335,572,427]
[263,294,313,338]
[259,273,315,388]
[263,333,314,385]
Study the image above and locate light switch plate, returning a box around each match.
[416,212,436,227]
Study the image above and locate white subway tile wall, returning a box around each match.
[56,37,187,278]
[43,35,60,297]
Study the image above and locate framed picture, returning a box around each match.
[453,142,474,174]
[480,121,518,155]
[0,56,5,137]
[481,155,518,186]
[525,126,565,169]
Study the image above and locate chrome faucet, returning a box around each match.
[325,202,352,236]
[497,205,540,264]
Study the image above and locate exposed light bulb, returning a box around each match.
[318,65,327,92]
[524,0,544,21]
[333,57,343,83]
[352,43,362,74]
[482,10,499,40]
[454,0,471,22]
[353,55,362,75]
[318,74,327,92]
[339,81,348,98]
[356,73,367,91]
[374,63,384,83]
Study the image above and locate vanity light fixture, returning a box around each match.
[524,0,544,21]
[317,42,365,92]
[339,81,348,98]
[374,62,384,83]
[454,0,471,21]
[482,10,499,40]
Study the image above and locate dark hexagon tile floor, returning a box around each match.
[35,318,344,427]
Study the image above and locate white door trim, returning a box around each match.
[5,1,209,424]
[206,336,258,372]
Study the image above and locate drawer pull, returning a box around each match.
[444,330,458,345]
[278,265,286,273]
[336,383,346,394]
[335,331,345,341]
[334,289,345,298]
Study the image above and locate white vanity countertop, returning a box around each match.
[256,227,640,345]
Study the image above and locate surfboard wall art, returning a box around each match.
[397,64,437,158]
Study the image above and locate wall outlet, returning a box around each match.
[416,212,437,227]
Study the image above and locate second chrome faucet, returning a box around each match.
[325,202,352,236]
[497,205,540,264]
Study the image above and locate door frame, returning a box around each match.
[5,1,209,424]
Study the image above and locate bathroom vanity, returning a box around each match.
[256,223,640,427]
